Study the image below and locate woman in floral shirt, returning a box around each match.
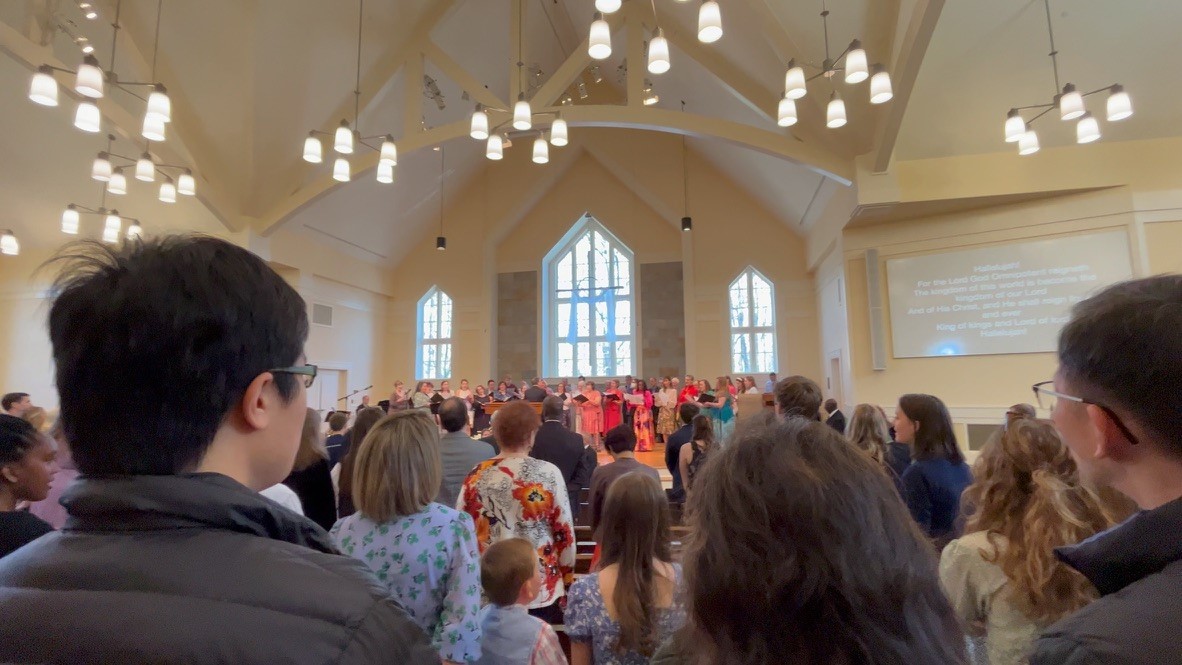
[459,400,576,624]
[331,410,482,665]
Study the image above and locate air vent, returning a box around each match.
[311,303,334,327]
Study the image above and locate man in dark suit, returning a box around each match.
[664,402,700,503]
[530,396,596,514]
[523,377,548,403]
[824,398,846,434]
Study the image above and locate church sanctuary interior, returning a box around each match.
[2,0,1182,662]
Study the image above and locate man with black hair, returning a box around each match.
[1031,275,1182,665]
[523,377,548,403]
[437,396,494,508]
[824,398,846,434]
[774,375,824,421]
[531,396,595,513]
[1,393,30,418]
[664,401,700,503]
[0,236,436,664]
[587,424,659,531]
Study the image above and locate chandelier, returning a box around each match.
[60,203,143,243]
[589,0,723,68]
[1003,0,1132,155]
[85,134,194,205]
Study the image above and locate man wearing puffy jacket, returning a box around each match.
[0,236,438,664]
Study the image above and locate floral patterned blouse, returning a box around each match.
[458,454,576,609]
[566,565,687,665]
[330,503,482,664]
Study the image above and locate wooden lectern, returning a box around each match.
[484,401,544,416]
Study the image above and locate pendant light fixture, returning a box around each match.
[159,177,177,203]
[470,105,489,140]
[91,152,113,181]
[58,196,143,240]
[648,28,671,74]
[177,170,196,196]
[1004,0,1133,154]
[698,0,723,43]
[126,221,144,239]
[0,231,19,256]
[550,116,568,146]
[869,64,893,104]
[826,92,847,128]
[28,66,59,106]
[532,134,550,164]
[135,152,156,182]
[679,101,692,233]
[486,134,504,160]
[102,211,121,243]
[436,146,447,251]
[334,119,354,154]
[513,94,533,130]
[86,133,194,199]
[777,96,798,127]
[74,101,101,132]
[589,12,612,60]
[107,168,127,195]
[62,205,81,234]
[591,0,724,69]
[142,114,166,142]
[332,157,351,182]
[379,135,397,166]
[376,161,394,184]
[595,0,621,13]
[303,133,322,163]
[74,54,104,98]
[146,84,171,123]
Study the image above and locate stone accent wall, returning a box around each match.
[640,262,686,378]
[496,271,538,380]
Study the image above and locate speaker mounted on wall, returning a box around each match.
[865,248,888,371]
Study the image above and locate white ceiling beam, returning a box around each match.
[403,50,424,139]
[531,10,625,108]
[422,41,507,111]
[871,0,945,173]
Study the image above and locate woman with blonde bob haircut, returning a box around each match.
[330,411,482,665]
[940,418,1132,665]
[847,403,892,466]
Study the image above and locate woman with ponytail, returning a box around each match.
[939,419,1133,665]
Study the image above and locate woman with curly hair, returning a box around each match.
[939,418,1133,665]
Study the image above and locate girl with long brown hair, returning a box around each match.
[280,408,335,530]
[566,472,685,664]
[940,418,1131,665]
[335,406,386,518]
[678,414,716,497]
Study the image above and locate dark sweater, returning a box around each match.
[282,458,337,531]
[901,458,972,544]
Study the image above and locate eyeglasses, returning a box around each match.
[270,364,318,388]
[1032,380,1138,445]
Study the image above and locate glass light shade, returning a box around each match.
[844,43,869,84]
[1018,130,1040,156]
[826,93,847,128]
[777,96,798,127]
[486,134,504,160]
[595,0,621,12]
[102,214,120,243]
[302,134,322,163]
[589,14,612,60]
[126,222,143,239]
[550,117,569,146]
[332,157,350,182]
[142,114,166,142]
[135,154,155,182]
[147,85,171,123]
[74,55,104,98]
[470,109,489,140]
[61,206,80,235]
[1059,85,1084,121]
[1107,85,1132,121]
[91,152,112,181]
[648,29,671,74]
[29,66,59,106]
[1076,112,1101,144]
[379,136,397,166]
[532,136,549,164]
[698,1,723,43]
[74,101,101,133]
[376,161,394,184]
[159,179,177,203]
[334,120,353,154]
[869,66,893,104]
[784,63,807,100]
[177,172,196,196]
[0,232,18,256]
[1004,109,1026,143]
[513,97,532,131]
[107,169,127,195]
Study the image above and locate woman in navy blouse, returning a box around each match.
[895,393,972,548]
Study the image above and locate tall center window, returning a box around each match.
[416,287,453,380]
[545,216,634,377]
[729,267,777,374]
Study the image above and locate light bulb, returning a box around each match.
[91,152,112,181]
[486,134,504,160]
[102,213,120,244]
[648,28,670,74]
[74,101,101,133]
[135,153,155,182]
[698,1,723,43]
[29,65,59,106]
[146,84,171,123]
[74,54,104,98]
[589,13,612,60]
[844,41,868,84]
[376,161,394,184]
[470,108,489,140]
[1107,85,1132,121]
[302,134,322,163]
[107,169,127,195]
[514,95,532,131]
[550,117,569,146]
[177,171,196,196]
[595,0,621,12]
[380,135,397,166]
[532,136,549,164]
[0,231,18,256]
[1018,130,1039,156]
[784,61,807,100]
[1004,109,1026,143]
[142,114,166,142]
[159,178,177,203]
[332,157,350,182]
[62,205,80,235]
[126,221,143,240]
[334,120,354,154]
[777,96,797,127]
[826,93,847,128]
[869,65,893,104]
[1059,84,1084,121]
[1076,112,1101,144]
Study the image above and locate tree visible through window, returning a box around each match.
[545,217,634,377]
[729,267,777,374]
[417,287,452,380]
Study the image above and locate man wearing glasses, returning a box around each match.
[0,236,437,664]
[1030,275,1182,665]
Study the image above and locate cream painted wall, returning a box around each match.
[0,249,57,411]
[1146,221,1182,274]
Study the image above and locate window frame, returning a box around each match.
[415,286,453,380]
[728,266,778,374]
